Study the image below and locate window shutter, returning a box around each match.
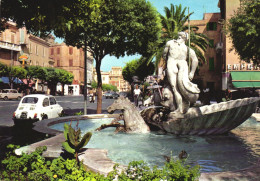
[209,57,215,71]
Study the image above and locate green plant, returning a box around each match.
[74,111,84,115]
[0,145,106,180]
[1,145,200,180]
[62,121,92,163]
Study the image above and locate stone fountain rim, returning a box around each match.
[33,113,120,136]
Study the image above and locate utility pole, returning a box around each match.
[84,38,88,115]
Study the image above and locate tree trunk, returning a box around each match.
[96,60,102,114]
[62,84,65,95]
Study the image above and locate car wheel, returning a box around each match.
[3,96,8,101]
[42,114,48,120]
[17,96,21,101]
[59,110,65,117]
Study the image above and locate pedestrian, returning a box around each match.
[133,85,141,107]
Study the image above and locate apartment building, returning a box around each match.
[218,0,260,90]
[0,22,53,68]
[93,66,130,92]
[49,43,94,94]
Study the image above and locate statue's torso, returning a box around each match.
[168,40,187,61]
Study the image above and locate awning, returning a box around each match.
[230,71,260,88]
[0,77,23,84]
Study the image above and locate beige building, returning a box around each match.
[93,70,110,85]
[219,0,260,89]
[49,43,94,93]
[93,66,130,92]
[190,13,223,92]
[0,21,54,68]
[109,67,130,92]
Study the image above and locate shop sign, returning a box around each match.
[227,63,260,71]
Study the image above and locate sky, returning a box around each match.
[56,0,220,72]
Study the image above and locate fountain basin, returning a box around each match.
[161,97,260,135]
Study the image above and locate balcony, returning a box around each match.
[0,41,21,51]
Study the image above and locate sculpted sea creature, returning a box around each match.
[106,97,150,133]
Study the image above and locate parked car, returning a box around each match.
[13,94,63,125]
[105,92,119,99]
[0,89,23,100]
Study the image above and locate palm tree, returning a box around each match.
[145,4,208,71]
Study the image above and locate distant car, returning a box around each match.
[0,89,23,100]
[105,92,119,99]
[13,94,63,125]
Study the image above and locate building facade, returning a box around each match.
[190,13,223,92]
[49,43,94,93]
[0,22,53,68]
[219,0,260,90]
[93,66,130,92]
[109,67,130,92]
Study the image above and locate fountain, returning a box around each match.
[15,32,260,179]
[98,31,260,135]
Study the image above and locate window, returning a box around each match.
[57,59,60,67]
[209,57,215,71]
[35,45,38,55]
[51,48,54,55]
[207,22,217,31]
[209,39,214,48]
[69,59,73,66]
[57,48,60,54]
[22,97,38,104]
[42,98,49,107]
[49,97,56,105]
[69,47,73,55]
[29,44,32,53]
[43,47,45,57]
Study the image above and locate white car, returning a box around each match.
[13,94,63,124]
[0,89,23,100]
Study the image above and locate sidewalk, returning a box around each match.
[251,113,260,122]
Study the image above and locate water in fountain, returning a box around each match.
[50,117,260,173]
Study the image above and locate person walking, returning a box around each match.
[133,85,141,107]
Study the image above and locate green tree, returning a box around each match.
[147,4,208,69]
[91,81,118,92]
[0,63,8,77]
[57,69,74,95]
[25,66,47,87]
[44,68,60,95]
[102,84,118,92]
[7,66,27,89]
[61,0,161,113]
[1,0,100,36]
[228,0,260,64]
[122,58,154,85]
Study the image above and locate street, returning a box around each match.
[0,95,116,127]
[0,95,117,159]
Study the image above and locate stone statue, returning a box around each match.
[105,97,150,133]
[161,32,200,116]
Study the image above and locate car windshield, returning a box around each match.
[22,97,39,104]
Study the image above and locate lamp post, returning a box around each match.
[84,38,88,115]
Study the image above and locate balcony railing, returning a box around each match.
[0,41,21,51]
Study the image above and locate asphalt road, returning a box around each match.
[0,95,118,158]
[0,95,116,127]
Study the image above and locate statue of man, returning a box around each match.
[162,32,200,115]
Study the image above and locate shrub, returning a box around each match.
[0,145,200,181]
